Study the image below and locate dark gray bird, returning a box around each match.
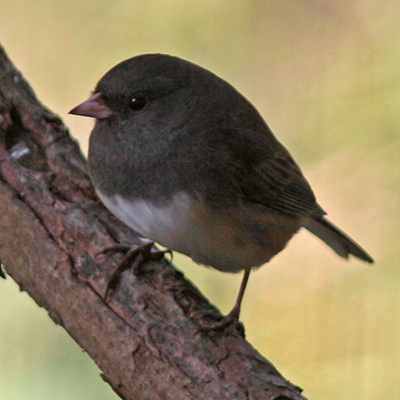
[70,54,373,329]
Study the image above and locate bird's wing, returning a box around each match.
[222,127,324,217]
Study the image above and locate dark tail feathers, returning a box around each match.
[303,216,373,263]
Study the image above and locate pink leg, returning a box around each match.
[200,268,251,333]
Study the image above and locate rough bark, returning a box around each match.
[0,44,307,400]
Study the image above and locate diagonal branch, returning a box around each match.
[0,44,307,400]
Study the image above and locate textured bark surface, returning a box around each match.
[0,44,307,400]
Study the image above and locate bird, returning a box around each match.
[69,54,373,330]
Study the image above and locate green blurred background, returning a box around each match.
[0,1,398,399]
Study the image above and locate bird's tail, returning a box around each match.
[303,216,373,263]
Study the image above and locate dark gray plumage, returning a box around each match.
[70,54,373,328]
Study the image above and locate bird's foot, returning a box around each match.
[197,306,245,337]
[96,241,171,300]
[196,269,250,336]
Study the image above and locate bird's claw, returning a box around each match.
[100,242,171,301]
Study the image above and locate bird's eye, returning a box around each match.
[129,95,148,112]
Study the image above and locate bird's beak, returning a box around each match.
[69,92,112,119]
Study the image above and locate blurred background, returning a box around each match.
[0,1,398,399]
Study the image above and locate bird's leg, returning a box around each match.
[96,239,171,300]
[200,268,251,332]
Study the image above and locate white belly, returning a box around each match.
[97,190,193,251]
[96,190,293,272]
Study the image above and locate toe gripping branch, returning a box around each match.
[97,242,171,300]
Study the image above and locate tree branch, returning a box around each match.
[0,44,307,400]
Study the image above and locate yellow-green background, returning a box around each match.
[0,1,398,399]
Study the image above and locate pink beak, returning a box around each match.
[69,92,112,119]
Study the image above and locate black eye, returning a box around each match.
[129,95,148,112]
